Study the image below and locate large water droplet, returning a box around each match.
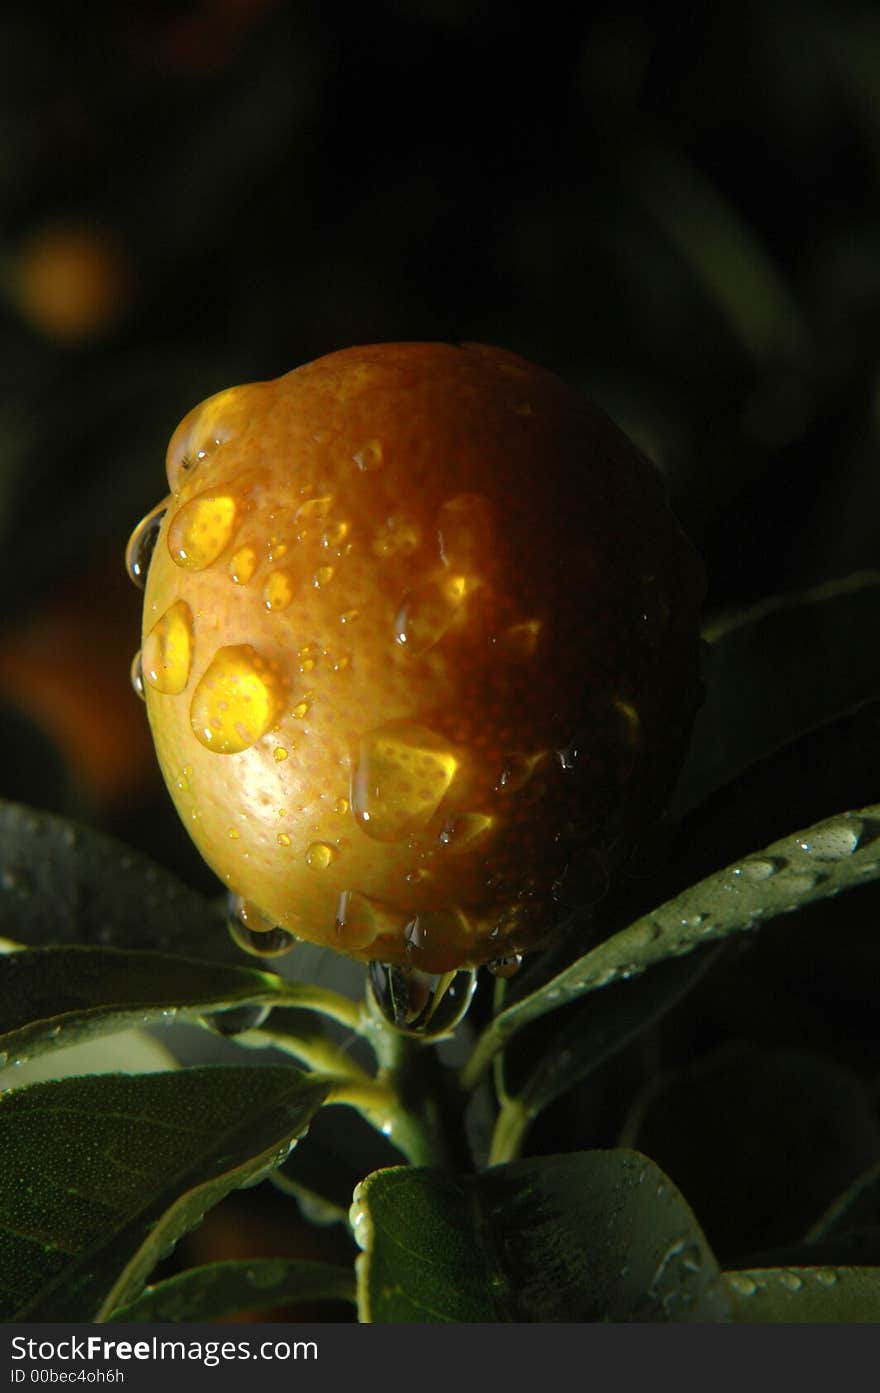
[394,577,468,653]
[335,889,397,952]
[227,894,296,958]
[487,952,523,979]
[733,858,780,883]
[190,645,281,753]
[727,1273,758,1298]
[778,1270,804,1293]
[130,650,145,700]
[168,490,237,570]
[352,721,458,841]
[125,498,168,588]
[797,818,862,861]
[495,752,542,795]
[368,961,476,1034]
[142,600,194,695]
[166,384,258,491]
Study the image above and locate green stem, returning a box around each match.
[275,981,368,1036]
[236,1026,373,1083]
[488,1099,531,1166]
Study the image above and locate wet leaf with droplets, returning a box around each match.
[722,1266,880,1322]
[354,1150,730,1322]
[463,802,880,1086]
[0,1066,329,1321]
[107,1256,355,1322]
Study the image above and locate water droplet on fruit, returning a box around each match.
[487,953,523,979]
[130,650,145,699]
[437,493,492,571]
[168,490,237,569]
[166,385,257,491]
[373,514,421,558]
[495,752,541,794]
[797,818,862,861]
[190,645,281,753]
[292,696,311,719]
[508,619,546,664]
[778,1271,804,1293]
[352,721,458,841]
[334,889,393,951]
[438,812,494,850]
[227,894,296,958]
[306,842,335,870]
[276,832,291,847]
[142,600,194,694]
[262,570,294,611]
[228,544,257,585]
[314,565,335,587]
[353,438,383,471]
[294,495,333,532]
[393,576,472,654]
[273,746,288,763]
[335,796,349,816]
[368,961,476,1034]
[125,498,168,588]
[322,520,349,548]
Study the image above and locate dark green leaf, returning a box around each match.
[0,1065,329,1322]
[672,572,880,819]
[0,946,362,1064]
[354,1150,731,1322]
[724,1267,880,1322]
[109,1258,355,1322]
[0,800,235,961]
[464,804,880,1086]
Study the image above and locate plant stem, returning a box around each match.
[487,1099,531,1166]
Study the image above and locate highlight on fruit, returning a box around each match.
[126,342,705,1027]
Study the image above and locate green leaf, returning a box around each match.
[0,946,363,1065]
[724,1267,880,1322]
[0,1065,329,1322]
[108,1257,355,1322]
[672,572,880,819]
[463,803,880,1087]
[805,1160,880,1244]
[0,800,234,960]
[490,947,723,1164]
[353,1150,731,1323]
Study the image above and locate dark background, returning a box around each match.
[1,0,879,1297]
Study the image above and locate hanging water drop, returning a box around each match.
[125,498,169,588]
[367,961,477,1034]
[130,650,145,700]
[487,952,523,979]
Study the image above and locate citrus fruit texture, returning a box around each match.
[128,343,704,974]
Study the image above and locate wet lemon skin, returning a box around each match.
[137,342,704,972]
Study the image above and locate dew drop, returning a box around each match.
[276,832,291,848]
[142,600,194,695]
[125,498,168,588]
[205,1003,271,1037]
[227,895,296,958]
[273,746,288,763]
[495,752,541,795]
[166,384,256,491]
[305,842,335,870]
[294,495,333,531]
[292,696,311,719]
[814,1268,838,1288]
[778,1270,804,1293]
[168,490,237,570]
[797,818,862,861]
[130,650,145,700]
[438,812,494,851]
[228,827,240,840]
[322,520,349,548]
[335,796,349,816]
[262,570,294,611]
[314,565,335,587]
[373,514,421,558]
[190,645,281,753]
[487,953,523,979]
[335,890,392,951]
[340,608,360,625]
[368,961,476,1034]
[228,544,258,585]
[352,720,458,841]
[733,858,780,883]
[727,1274,758,1298]
[437,493,492,571]
[500,617,543,659]
[353,438,383,471]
